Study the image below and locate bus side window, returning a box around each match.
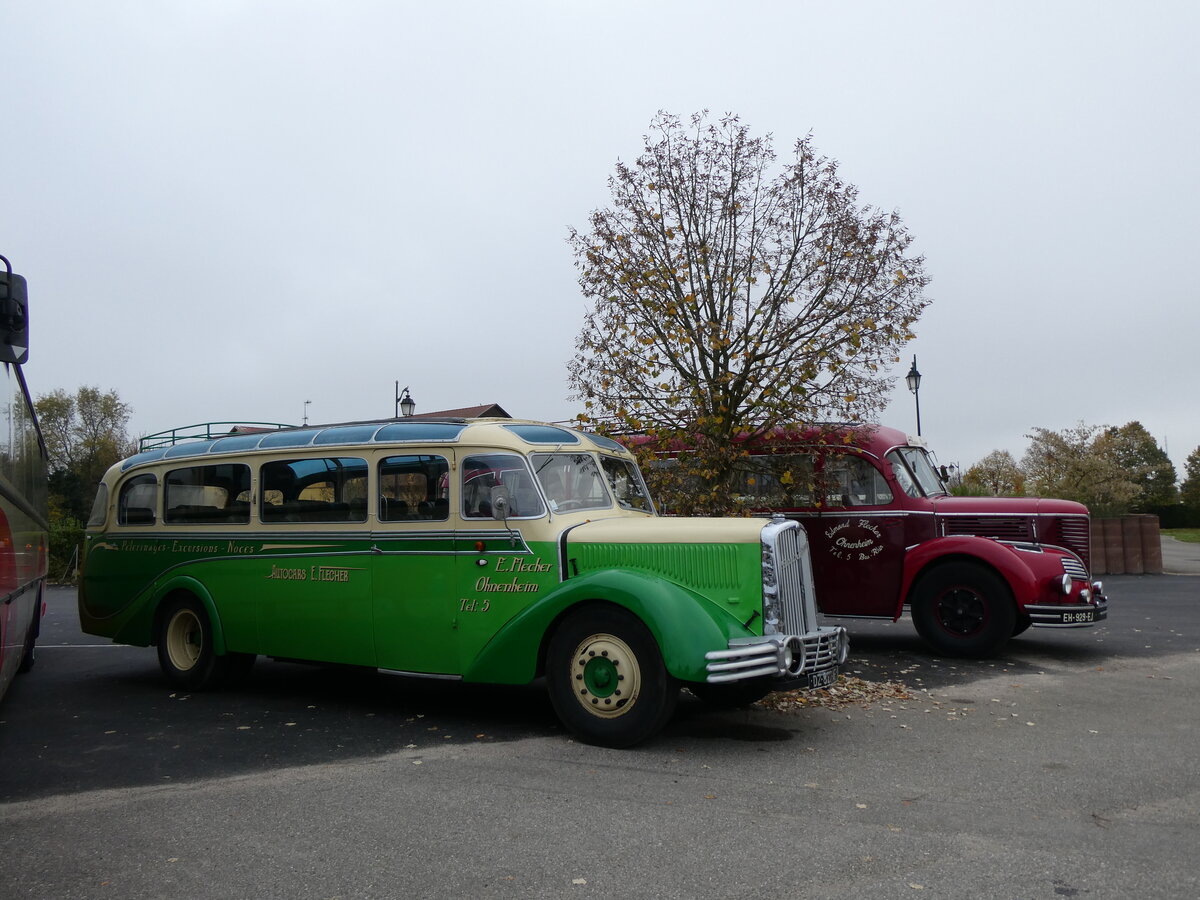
[825,456,893,507]
[260,457,368,523]
[164,464,252,524]
[118,474,158,526]
[379,455,450,521]
[738,453,817,507]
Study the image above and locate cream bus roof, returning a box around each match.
[117,418,628,474]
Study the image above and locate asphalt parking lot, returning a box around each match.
[1,576,1197,899]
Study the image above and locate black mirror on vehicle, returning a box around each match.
[0,261,29,365]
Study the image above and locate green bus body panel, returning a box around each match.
[81,532,761,684]
[462,568,752,685]
[567,539,764,631]
[101,575,227,653]
[82,534,380,665]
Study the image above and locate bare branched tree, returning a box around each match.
[568,111,930,514]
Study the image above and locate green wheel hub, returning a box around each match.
[569,633,642,719]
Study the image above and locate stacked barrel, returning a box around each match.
[1090,515,1162,574]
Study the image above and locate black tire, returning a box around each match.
[911,562,1016,658]
[156,595,255,690]
[689,679,774,709]
[546,606,678,748]
[1012,613,1033,637]
[16,599,39,674]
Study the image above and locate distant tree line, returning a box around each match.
[959,421,1199,524]
[35,386,135,579]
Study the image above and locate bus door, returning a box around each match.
[370,453,461,675]
[452,453,557,674]
[806,451,906,618]
[253,456,375,665]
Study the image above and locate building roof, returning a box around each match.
[412,404,511,419]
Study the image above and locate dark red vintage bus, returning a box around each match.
[731,424,1106,656]
[638,423,1106,657]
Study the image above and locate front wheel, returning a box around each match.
[546,606,678,748]
[911,562,1016,658]
[156,595,255,690]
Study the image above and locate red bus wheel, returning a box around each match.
[911,562,1015,658]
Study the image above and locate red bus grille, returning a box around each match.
[1057,516,1091,569]
[942,516,1033,542]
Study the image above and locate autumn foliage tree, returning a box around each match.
[568,111,930,514]
[1180,446,1200,517]
[1021,423,1142,517]
[963,449,1025,496]
[1095,421,1178,510]
[36,386,134,575]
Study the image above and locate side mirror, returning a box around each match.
[490,485,511,521]
[0,263,29,365]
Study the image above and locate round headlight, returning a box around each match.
[786,637,805,675]
[1060,573,1073,595]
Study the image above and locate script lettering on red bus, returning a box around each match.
[824,519,884,561]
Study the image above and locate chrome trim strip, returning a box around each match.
[704,626,845,683]
[378,669,462,680]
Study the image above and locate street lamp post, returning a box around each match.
[905,355,922,436]
[394,382,416,418]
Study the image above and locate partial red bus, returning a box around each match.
[0,260,49,704]
[640,424,1106,657]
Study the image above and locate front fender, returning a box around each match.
[462,569,751,685]
[112,575,229,655]
[898,536,1043,618]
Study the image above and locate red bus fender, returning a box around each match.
[896,536,1043,620]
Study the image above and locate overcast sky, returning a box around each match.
[4,1,1197,477]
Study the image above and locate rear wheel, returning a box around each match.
[911,562,1015,658]
[156,595,254,690]
[546,606,678,748]
[17,597,40,674]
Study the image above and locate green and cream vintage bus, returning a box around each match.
[80,418,847,747]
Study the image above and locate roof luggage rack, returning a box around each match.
[139,422,294,451]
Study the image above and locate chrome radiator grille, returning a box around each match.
[761,517,816,636]
[1061,556,1088,580]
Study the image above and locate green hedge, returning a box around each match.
[49,516,84,583]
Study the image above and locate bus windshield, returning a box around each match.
[531,452,611,513]
[599,455,654,513]
[891,447,948,497]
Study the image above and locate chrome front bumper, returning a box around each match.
[704,626,848,684]
[1026,595,1108,627]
